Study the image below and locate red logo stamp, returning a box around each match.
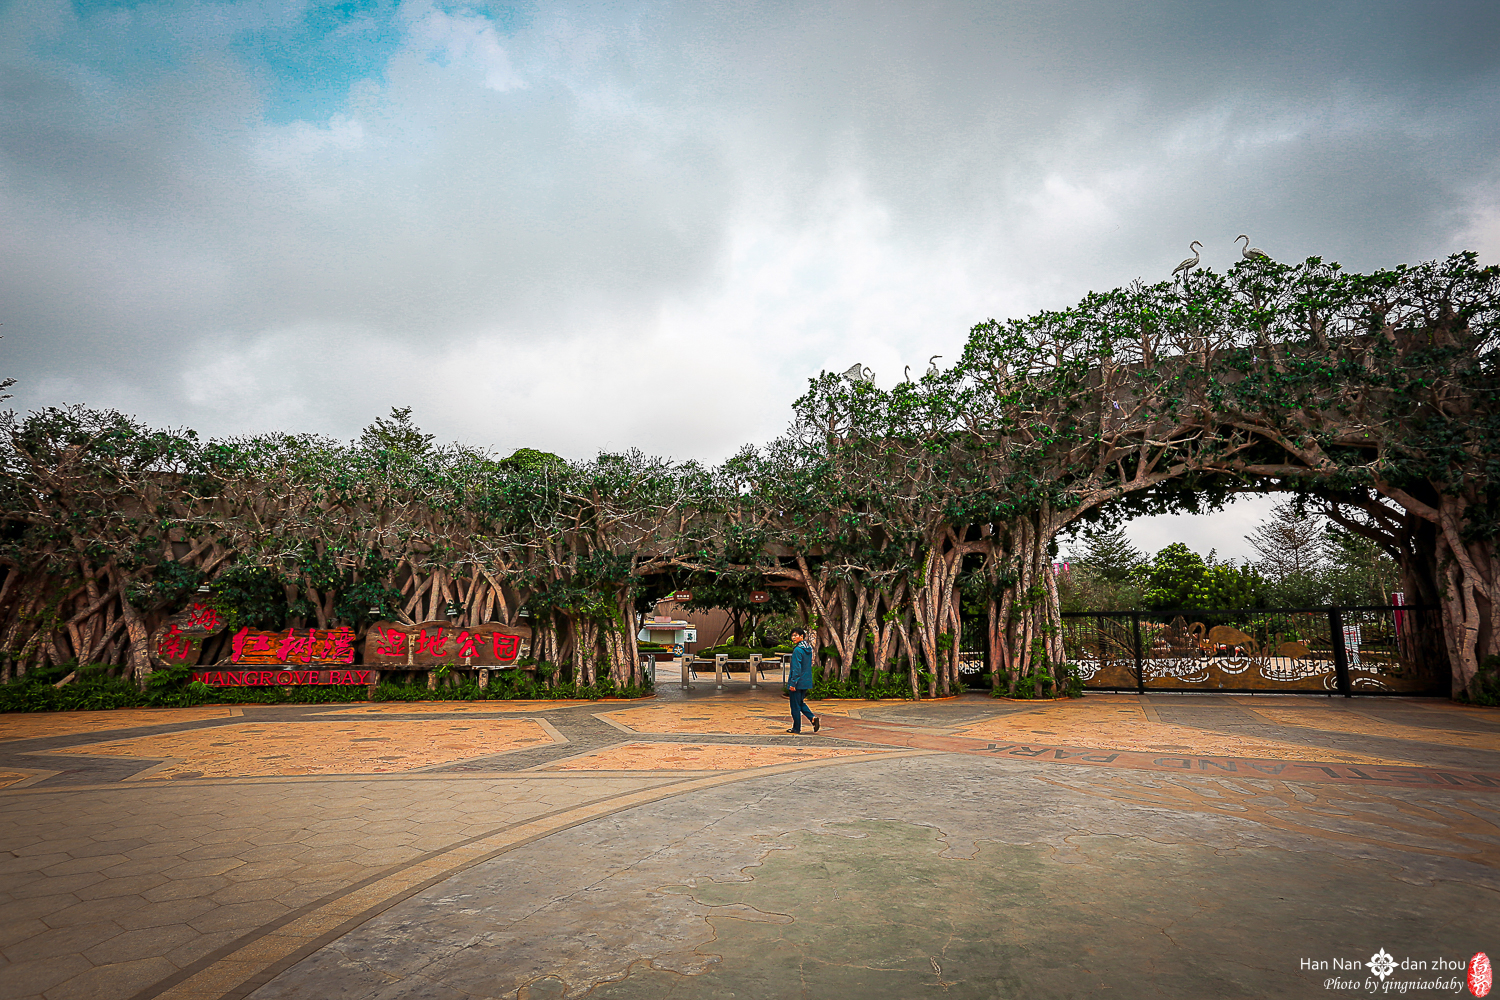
[1472,952,1493,998]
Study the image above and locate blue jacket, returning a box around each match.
[788,640,814,690]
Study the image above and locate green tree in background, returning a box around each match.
[1143,543,1207,610]
[1058,525,1145,611]
[358,406,436,455]
[1187,563,1265,609]
[1074,525,1143,584]
[498,447,568,474]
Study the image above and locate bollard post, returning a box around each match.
[680,655,692,691]
[715,653,727,691]
[1330,607,1352,698]
[749,653,762,690]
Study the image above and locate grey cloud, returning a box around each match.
[2,0,1498,460]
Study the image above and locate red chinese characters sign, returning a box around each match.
[153,601,228,667]
[362,620,531,667]
[230,627,356,666]
[177,602,226,635]
[155,626,204,667]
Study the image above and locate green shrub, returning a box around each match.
[0,662,655,712]
[693,644,783,659]
[807,666,915,700]
[1462,655,1500,707]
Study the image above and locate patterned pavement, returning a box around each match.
[0,681,1496,999]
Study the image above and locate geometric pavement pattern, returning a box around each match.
[0,678,1497,999]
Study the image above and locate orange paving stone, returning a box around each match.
[0,769,31,789]
[598,696,887,735]
[1243,704,1500,752]
[0,705,243,742]
[545,741,894,771]
[949,698,1415,765]
[314,701,597,715]
[45,718,561,779]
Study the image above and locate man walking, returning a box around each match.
[786,627,820,734]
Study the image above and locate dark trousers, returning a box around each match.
[789,688,816,731]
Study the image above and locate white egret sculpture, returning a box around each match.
[1172,241,1203,279]
[1236,234,1270,261]
[927,355,942,374]
[841,363,874,383]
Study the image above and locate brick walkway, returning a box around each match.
[1,687,1497,999]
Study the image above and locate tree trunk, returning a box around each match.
[983,511,1067,697]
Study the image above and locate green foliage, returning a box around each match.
[1187,563,1265,609]
[498,447,569,475]
[1143,543,1208,609]
[0,663,653,712]
[1006,670,1055,700]
[207,564,289,631]
[1461,656,1500,708]
[3,251,1496,701]
[1140,543,1264,610]
[358,406,436,455]
[1071,525,1143,584]
[694,644,784,658]
[808,667,915,700]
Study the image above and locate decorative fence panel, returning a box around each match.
[1062,606,1447,696]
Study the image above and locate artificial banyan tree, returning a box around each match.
[3,251,1496,699]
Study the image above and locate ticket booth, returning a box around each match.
[637,616,697,656]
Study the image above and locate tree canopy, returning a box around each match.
[3,251,1495,699]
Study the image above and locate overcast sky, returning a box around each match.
[4,1,1498,560]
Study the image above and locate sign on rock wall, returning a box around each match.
[153,601,228,667]
[363,620,532,667]
[188,626,365,686]
[230,627,356,665]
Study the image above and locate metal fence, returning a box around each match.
[1060,605,1447,696]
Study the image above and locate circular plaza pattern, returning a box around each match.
[1,683,1497,999]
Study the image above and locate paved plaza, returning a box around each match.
[1,679,1497,999]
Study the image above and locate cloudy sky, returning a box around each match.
[4,0,1499,558]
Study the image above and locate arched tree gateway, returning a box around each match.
[3,252,1496,699]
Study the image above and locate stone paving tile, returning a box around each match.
[0,953,91,999]
[946,697,1416,763]
[544,741,897,770]
[0,774,682,1000]
[0,708,241,744]
[4,918,124,962]
[246,753,1500,1000]
[1245,703,1500,750]
[1,692,1498,1000]
[41,719,559,779]
[595,694,882,736]
[311,701,600,715]
[48,955,179,1000]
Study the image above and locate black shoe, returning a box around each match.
[786,728,800,734]
[813,717,821,733]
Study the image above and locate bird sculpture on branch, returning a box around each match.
[927,355,942,375]
[1236,234,1270,261]
[1172,241,1203,279]
[841,363,874,384]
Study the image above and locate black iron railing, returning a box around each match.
[1059,605,1445,696]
